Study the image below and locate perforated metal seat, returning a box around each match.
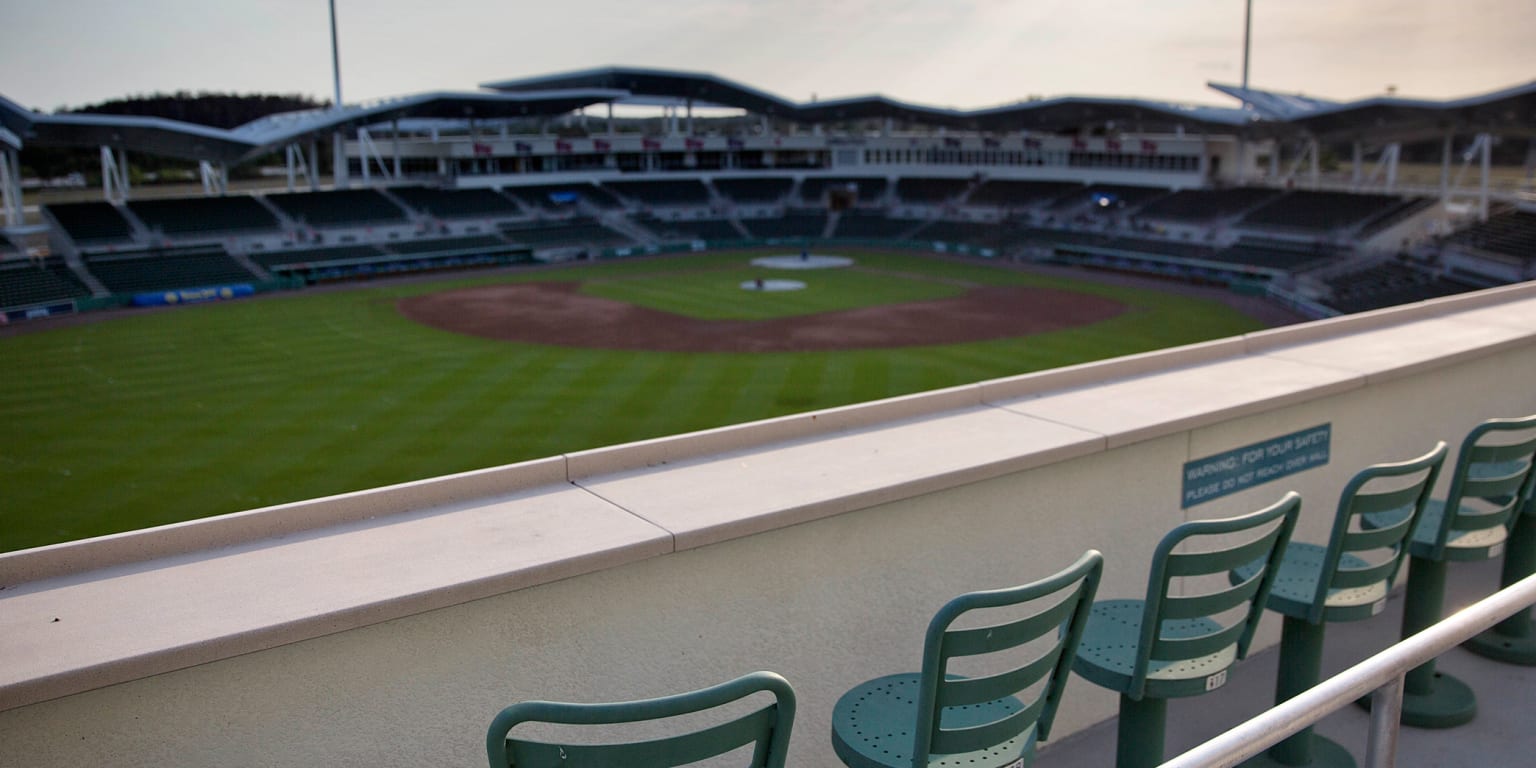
[1072,492,1300,768]
[1231,444,1445,768]
[1360,416,1536,729]
[833,674,1035,768]
[486,671,795,768]
[1073,602,1238,699]
[830,551,1103,768]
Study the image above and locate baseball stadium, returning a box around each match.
[2,10,1536,768]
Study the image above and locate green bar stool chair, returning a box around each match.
[486,671,796,768]
[830,550,1103,768]
[1074,492,1300,768]
[1361,415,1536,728]
[1464,472,1536,664]
[1230,443,1446,768]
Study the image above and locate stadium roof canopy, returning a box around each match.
[1209,81,1536,142]
[0,89,625,164]
[1,66,1532,165]
[483,66,1259,132]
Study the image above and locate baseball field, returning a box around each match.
[0,248,1273,552]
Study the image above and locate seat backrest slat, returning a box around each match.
[911,551,1103,760]
[928,696,1045,756]
[487,672,795,768]
[1130,492,1300,698]
[936,646,1063,709]
[1314,443,1447,621]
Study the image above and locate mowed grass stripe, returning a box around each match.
[0,249,1268,551]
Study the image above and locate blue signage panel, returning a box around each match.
[1182,423,1331,508]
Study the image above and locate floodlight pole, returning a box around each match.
[329,0,349,188]
[330,0,343,109]
[1241,0,1253,93]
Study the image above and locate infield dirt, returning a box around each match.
[397,280,1129,352]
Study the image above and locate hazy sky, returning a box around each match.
[2,0,1531,113]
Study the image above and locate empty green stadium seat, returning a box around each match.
[830,550,1102,768]
[1231,444,1446,767]
[1363,416,1536,727]
[1074,493,1300,768]
[486,671,795,768]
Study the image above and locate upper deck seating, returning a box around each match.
[507,184,622,212]
[1325,262,1481,313]
[1210,237,1339,271]
[833,211,917,239]
[0,258,92,309]
[499,218,630,248]
[249,245,387,271]
[603,180,712,206]
[1051,184,1165,212]
[85,246,257,294]
[713,177,793,204]
[127,196,280,236]
[1135,188,1281,222]
[742,212,827,239]
[383,235,512,255]
[800,177,887,204]
[1238,191,1406,233]
[908,219,1005,247]
[388,187,520,219]
[895,177,971,204]
[45,202,135,246]
[641,217,743,242]
[265,189,407,227]
[1445,210,1536,261]
[966,180,1079,208]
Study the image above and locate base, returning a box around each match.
[1400,671,1477,729]
[1238,733,1356,768]
[1463,627,1536,665]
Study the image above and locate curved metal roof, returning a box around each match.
[0,89,625,164]
[2,67,1531,164]
[1209,80,1536,141]
[484,66,1256,132]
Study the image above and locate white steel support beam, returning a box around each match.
[308,140,320,192]
[1268,140,1280,180]
[0,147,23,228]
[1351,141,1363,188]
[392,119,401,179]
[332,131,349,189]
[1309,137,1320,187]
[1480,132,1492,222]
[100,146,130,204]
[1364,143,1401,190]
[285,143,314,193]
[355,128,394,184]
[198,161,228,196]
[1440,131,1454,202]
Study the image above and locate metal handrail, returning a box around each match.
[1160,571,1536,768]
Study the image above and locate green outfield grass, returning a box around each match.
[0,249,1266,552]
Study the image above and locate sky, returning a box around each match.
[1,0,1531,114]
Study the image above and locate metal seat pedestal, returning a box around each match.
[1464,510,1536,664]
[1235,616,1358,768]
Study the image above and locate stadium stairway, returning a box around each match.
[596,210,659,247]
[227,251,273,281]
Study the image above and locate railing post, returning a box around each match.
[1364,675,1404,768]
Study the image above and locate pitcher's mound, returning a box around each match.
[750,254,853,270]
[740,279,807,292]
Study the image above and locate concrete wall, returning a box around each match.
[3,287,1536,767]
